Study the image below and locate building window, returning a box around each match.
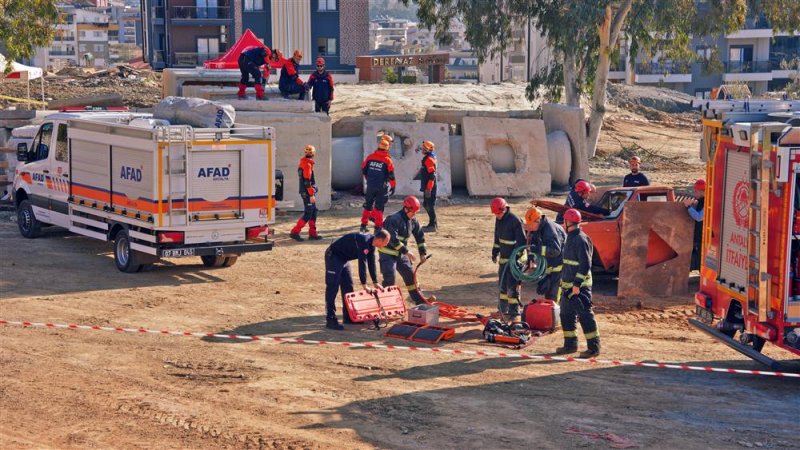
[317,37,337,56]
[695,45,712,60]
[94,44,104,52]
[79,31,86,38]
[244,0,263,11]
[94,31,103,38]
[318,0,336,11]
[79,44,87,52]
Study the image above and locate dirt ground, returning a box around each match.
[2,117,799,449]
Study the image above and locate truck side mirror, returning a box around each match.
[16,143,28,162]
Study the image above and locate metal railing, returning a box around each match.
[50,50,76,56]
[724,60,771,73]
[635,61,691,75]
[170,6,231,20]
[53,35,76,41]
[609,60,626,72]
[172,52,222,67]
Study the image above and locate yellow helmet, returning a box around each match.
[524,207,542,225]
[421,140,435,153]
[378,139,391,151]
[304,145,316,157]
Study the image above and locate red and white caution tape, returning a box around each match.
[2,319,798,378]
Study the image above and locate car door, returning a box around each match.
[23,123,54,224]
[48,122,71,227]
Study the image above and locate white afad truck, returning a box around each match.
[12,110,279,272]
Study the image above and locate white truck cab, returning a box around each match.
[13,109,280,272]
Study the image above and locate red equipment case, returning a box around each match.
[344,286,406,323]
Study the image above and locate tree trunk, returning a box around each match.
[562,52,580,107]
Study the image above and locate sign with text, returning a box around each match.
[370,54,448,68]
[719,150,751,291]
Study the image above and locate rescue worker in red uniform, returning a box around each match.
[524,207,566,300]
[290,145,322,241]
[491,197,527,322]
[555,179,609,224]
[418,140,438,232]
[379,196,429,305]
[558,208,600,357]
[324,230,390,330]
[306,57,334,115]
[360,136,396,232]
[279,50,306,100]
[237,46,272,100]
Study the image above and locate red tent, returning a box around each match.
[202,29,269,69]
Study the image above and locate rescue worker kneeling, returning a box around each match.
[491,197,527,322]
[379,196,428,305]
[523,207,566,300]
[558,208,601,358]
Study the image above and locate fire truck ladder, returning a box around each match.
[159,126,192,226]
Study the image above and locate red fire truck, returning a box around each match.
[690,99,800,369]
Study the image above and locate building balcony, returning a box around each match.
[608,60,626,80]
[53,35,76,41]
[634,61,691,83]
[723,60,773,81]
[172,52,222,67]
[170,6,231,22]
[151,6,165,21]
[50,50,76,56]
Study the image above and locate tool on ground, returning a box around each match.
[412,254,482,322]
[481,317,536,349]
[384,321,455,344]
[344,286,406,324]
[406,304,440,325]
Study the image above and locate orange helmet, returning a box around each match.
[403,196,421,212]
[564,208,582,224]
[525,207,542,225]
[293,49,303,60]
[380,133,394,144]
[304,145,316,157]
[490,197,508,215]
[421,140,435,153]
[316,57,325,66]
[574,180,592,194]
[378,139,391,151]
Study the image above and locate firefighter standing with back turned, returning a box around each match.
[558,208,601,357]
[524,207,566,300]
[418,140,438,232]
[379,196,429,305]
[491,197,527,322]
[360,136,396,232]
[290,145,322,241]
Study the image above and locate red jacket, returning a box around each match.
[362,150,396,190]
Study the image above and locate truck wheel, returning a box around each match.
[222,256,238,267]
[17,200,42,239]
[201,255,226,267]
[114,229,142,273]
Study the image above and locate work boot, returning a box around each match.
[308,220,322,240]
[237,83,247,99]
[359,224,369,233]
[580,338,601,358]
[422,223,438,233]
[255,83,266,100]
[555,338,578,355]
[325,318,344,331]
[290,233,304,242]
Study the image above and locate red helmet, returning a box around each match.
[403,196,421,212]
[574,180,592,194]
[490,197,508,214]
[694,179,706,191]
[316,57,326,66]
[564,208,582,224]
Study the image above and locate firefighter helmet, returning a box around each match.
[694,179,706,191]
[525,207,542,225]
[421,140,435,153]
[316,57,325,66]
[490,197,508,215]
[380,133,394,144]
[403,196,421,212]
[304,145,316,157]
[574,180,592,194]
[563,208,582,224]
[378,139,391,151]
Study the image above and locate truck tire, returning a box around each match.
[201,255,226,268]
[114,228,142,273]
[222,256,238,267]
[17,200,42,239]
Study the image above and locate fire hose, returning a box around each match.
[501,246,548,284]
[413,255,482,322]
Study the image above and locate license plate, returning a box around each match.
[163,248,195,258]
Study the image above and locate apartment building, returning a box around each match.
[34,6,112,69]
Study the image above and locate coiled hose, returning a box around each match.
[501,245,548,284]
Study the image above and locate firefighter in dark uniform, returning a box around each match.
[360,136,396,232]
[622,156,650,187]
[418,140,438,232]
[306,57,334,115]
[279,50,306,100]
[323,230,390,330]
[290,145,322,241]
[379,196,429,305]
[523,207,566,300]
[237,45,271,100]
[555,179,609,224]
[558,208,601,358]
[684,179,705,270]
[491,197,528,322]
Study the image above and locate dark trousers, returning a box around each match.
[379,253,425,305]
[423,186,437,225]
[324,251,354,322]
[238,55,263,85]
[690,242,701,271]
[363,186,388,212]
[314,101,330,115]
[498,262,520,318]
[536,272,561,300]
[560,287,599,349]
[280,82,306,99]
[300,191,318,222]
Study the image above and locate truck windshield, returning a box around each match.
[594,190,633,218]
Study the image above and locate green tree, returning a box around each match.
[405,0,800,164]
[0,0,59,72]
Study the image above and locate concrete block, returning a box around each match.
[332,113,415,137]
[547,130,572,187]
[235,112,332,211]
[449,135,465,188]
[362,121,451,197]
[0,110,36,120]
[424,109,538,126]
[462,117,551,197]
[332,137,363,190]
[617,202,694,298]
[182,86,314,113]
[542,103,588,184]
[163,68,244,97]
[0,119,33,129]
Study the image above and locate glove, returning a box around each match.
[492,254,498,264]
[424,189,431,199]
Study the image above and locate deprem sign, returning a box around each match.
[198,166,230,181]
[120,166,143,182]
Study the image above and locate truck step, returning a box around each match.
[688,319,782,370]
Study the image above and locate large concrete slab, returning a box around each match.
[462,117,551,197]
[236,112,332,211]
[542,103,588,184]
[182,86,314,113]
[424,109,538,125]
[163,68,243,97]
[618,202,693,298]
[333,113,415,138]
[0,110,36,120]
[362,121,451,197]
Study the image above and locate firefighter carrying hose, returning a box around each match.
[418,140,438,232]
[290,145,322,241]
[557,208,600,357]
[379,196,429,305]
[491,197,527,322]
[523,207,566,300]
[555,179,609,224]
[360,135,396,232]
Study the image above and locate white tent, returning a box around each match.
[0,54,46,107]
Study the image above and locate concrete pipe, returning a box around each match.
[547,130,572,188]
[449,135,466,188]
[331,137,365,190]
